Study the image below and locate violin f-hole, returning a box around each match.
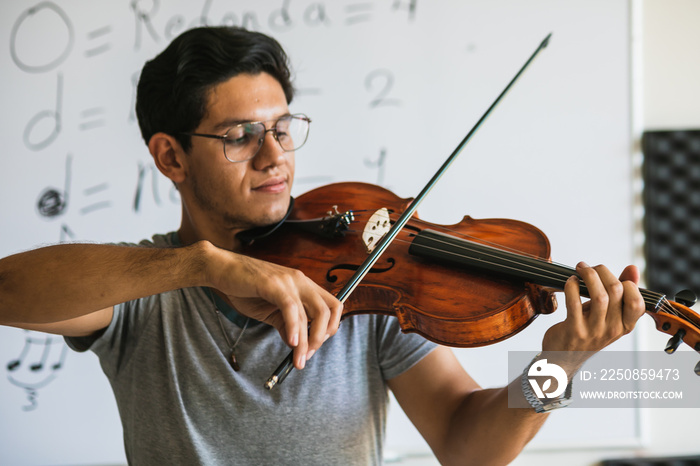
[326,258,396,283]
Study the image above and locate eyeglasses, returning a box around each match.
[182,114,311,163]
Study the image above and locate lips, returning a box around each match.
[253,176,287,193]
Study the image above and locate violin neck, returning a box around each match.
[408,229,665,313]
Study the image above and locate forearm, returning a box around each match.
[0,241,211,325]
[441,380,547,466]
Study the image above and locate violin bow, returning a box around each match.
[265,33,553,390]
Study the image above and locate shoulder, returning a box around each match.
[136,232,178,248]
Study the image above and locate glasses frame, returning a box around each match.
[182,113,311,163]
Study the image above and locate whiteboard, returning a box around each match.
[0,1,643,464]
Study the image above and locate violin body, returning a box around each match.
[248,182,700,387]
[244,182,557,347]
[257,33,700,387]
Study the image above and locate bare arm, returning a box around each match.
[389,347,547,466]
[0,242,207,328]
[0,241,342,367]
[389,262,646,465]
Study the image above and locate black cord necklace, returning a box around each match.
[206,288,250,371]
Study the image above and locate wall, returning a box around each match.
[1,1,693,465]
[511,1,700,464]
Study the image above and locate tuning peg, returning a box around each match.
[665,329,686,354]
[674,289,697,307]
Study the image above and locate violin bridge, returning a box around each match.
[362,208,391,254]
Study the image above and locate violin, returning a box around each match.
[244,182,700,379]
[251,33,700,388]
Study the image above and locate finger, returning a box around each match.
[314,283,342,339]
[563,274,585,330]
[593,267,628,339]
[326,293,343,338]
[266,311,307,369]
[304,281,344,359]
[592,263,624,308]
[618,264,640,285]
[577,262,609,328]
[620,280,645,333]
[293,297,309,370]
[273,292,302,349]
[305,293,331,357]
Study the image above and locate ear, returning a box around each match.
[148,132,187,184]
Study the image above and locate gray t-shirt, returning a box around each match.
[67,233,437,465]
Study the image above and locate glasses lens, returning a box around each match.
[276,115,310,152]
[221,115,310,162]
[223,123,265,162]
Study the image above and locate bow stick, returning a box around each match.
[265,32,552,390]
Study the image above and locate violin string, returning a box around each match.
[392,231,689,321]
[397,215,594,271]
[347,210,688,322]
[387,216,678,310]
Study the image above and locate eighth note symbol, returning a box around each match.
[6,330,68,411]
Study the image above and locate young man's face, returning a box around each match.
[182,72,295,233]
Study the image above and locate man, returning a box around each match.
[0,26,645,465]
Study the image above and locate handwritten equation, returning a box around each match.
[5,0,424,408]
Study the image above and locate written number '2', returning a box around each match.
[365,69,401,108]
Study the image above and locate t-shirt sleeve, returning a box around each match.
[375,315,438,380]
[65,297,157,379]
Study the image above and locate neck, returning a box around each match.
[178,205,244,252]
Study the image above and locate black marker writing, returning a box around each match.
[85,25,112,57]
[365,69,401,108]
[60,224,76,242]
[10,1,74,73]
[79,107,107,131]
[134,162,180,212]
[23,72,63,151]
[392,0,418,21]
[302,3,330,27]
[6,331,68,411]
[36,153,71,218]
[269,0,293,31]
[80,182,112,215]
[131,0,161,50]
[364,147,387,186]
[345,2,373,25]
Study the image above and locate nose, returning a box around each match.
[252,127,287,170]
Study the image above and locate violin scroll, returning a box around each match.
[646,292,700,375]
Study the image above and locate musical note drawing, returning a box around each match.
[6,330,68,411]
[10,1,74,73]
[36,153,71,218]
[60,224,76,242]
[23,72,63,151]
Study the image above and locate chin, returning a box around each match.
[257,200,291,226]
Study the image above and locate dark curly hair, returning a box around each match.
[135,26,294,151]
